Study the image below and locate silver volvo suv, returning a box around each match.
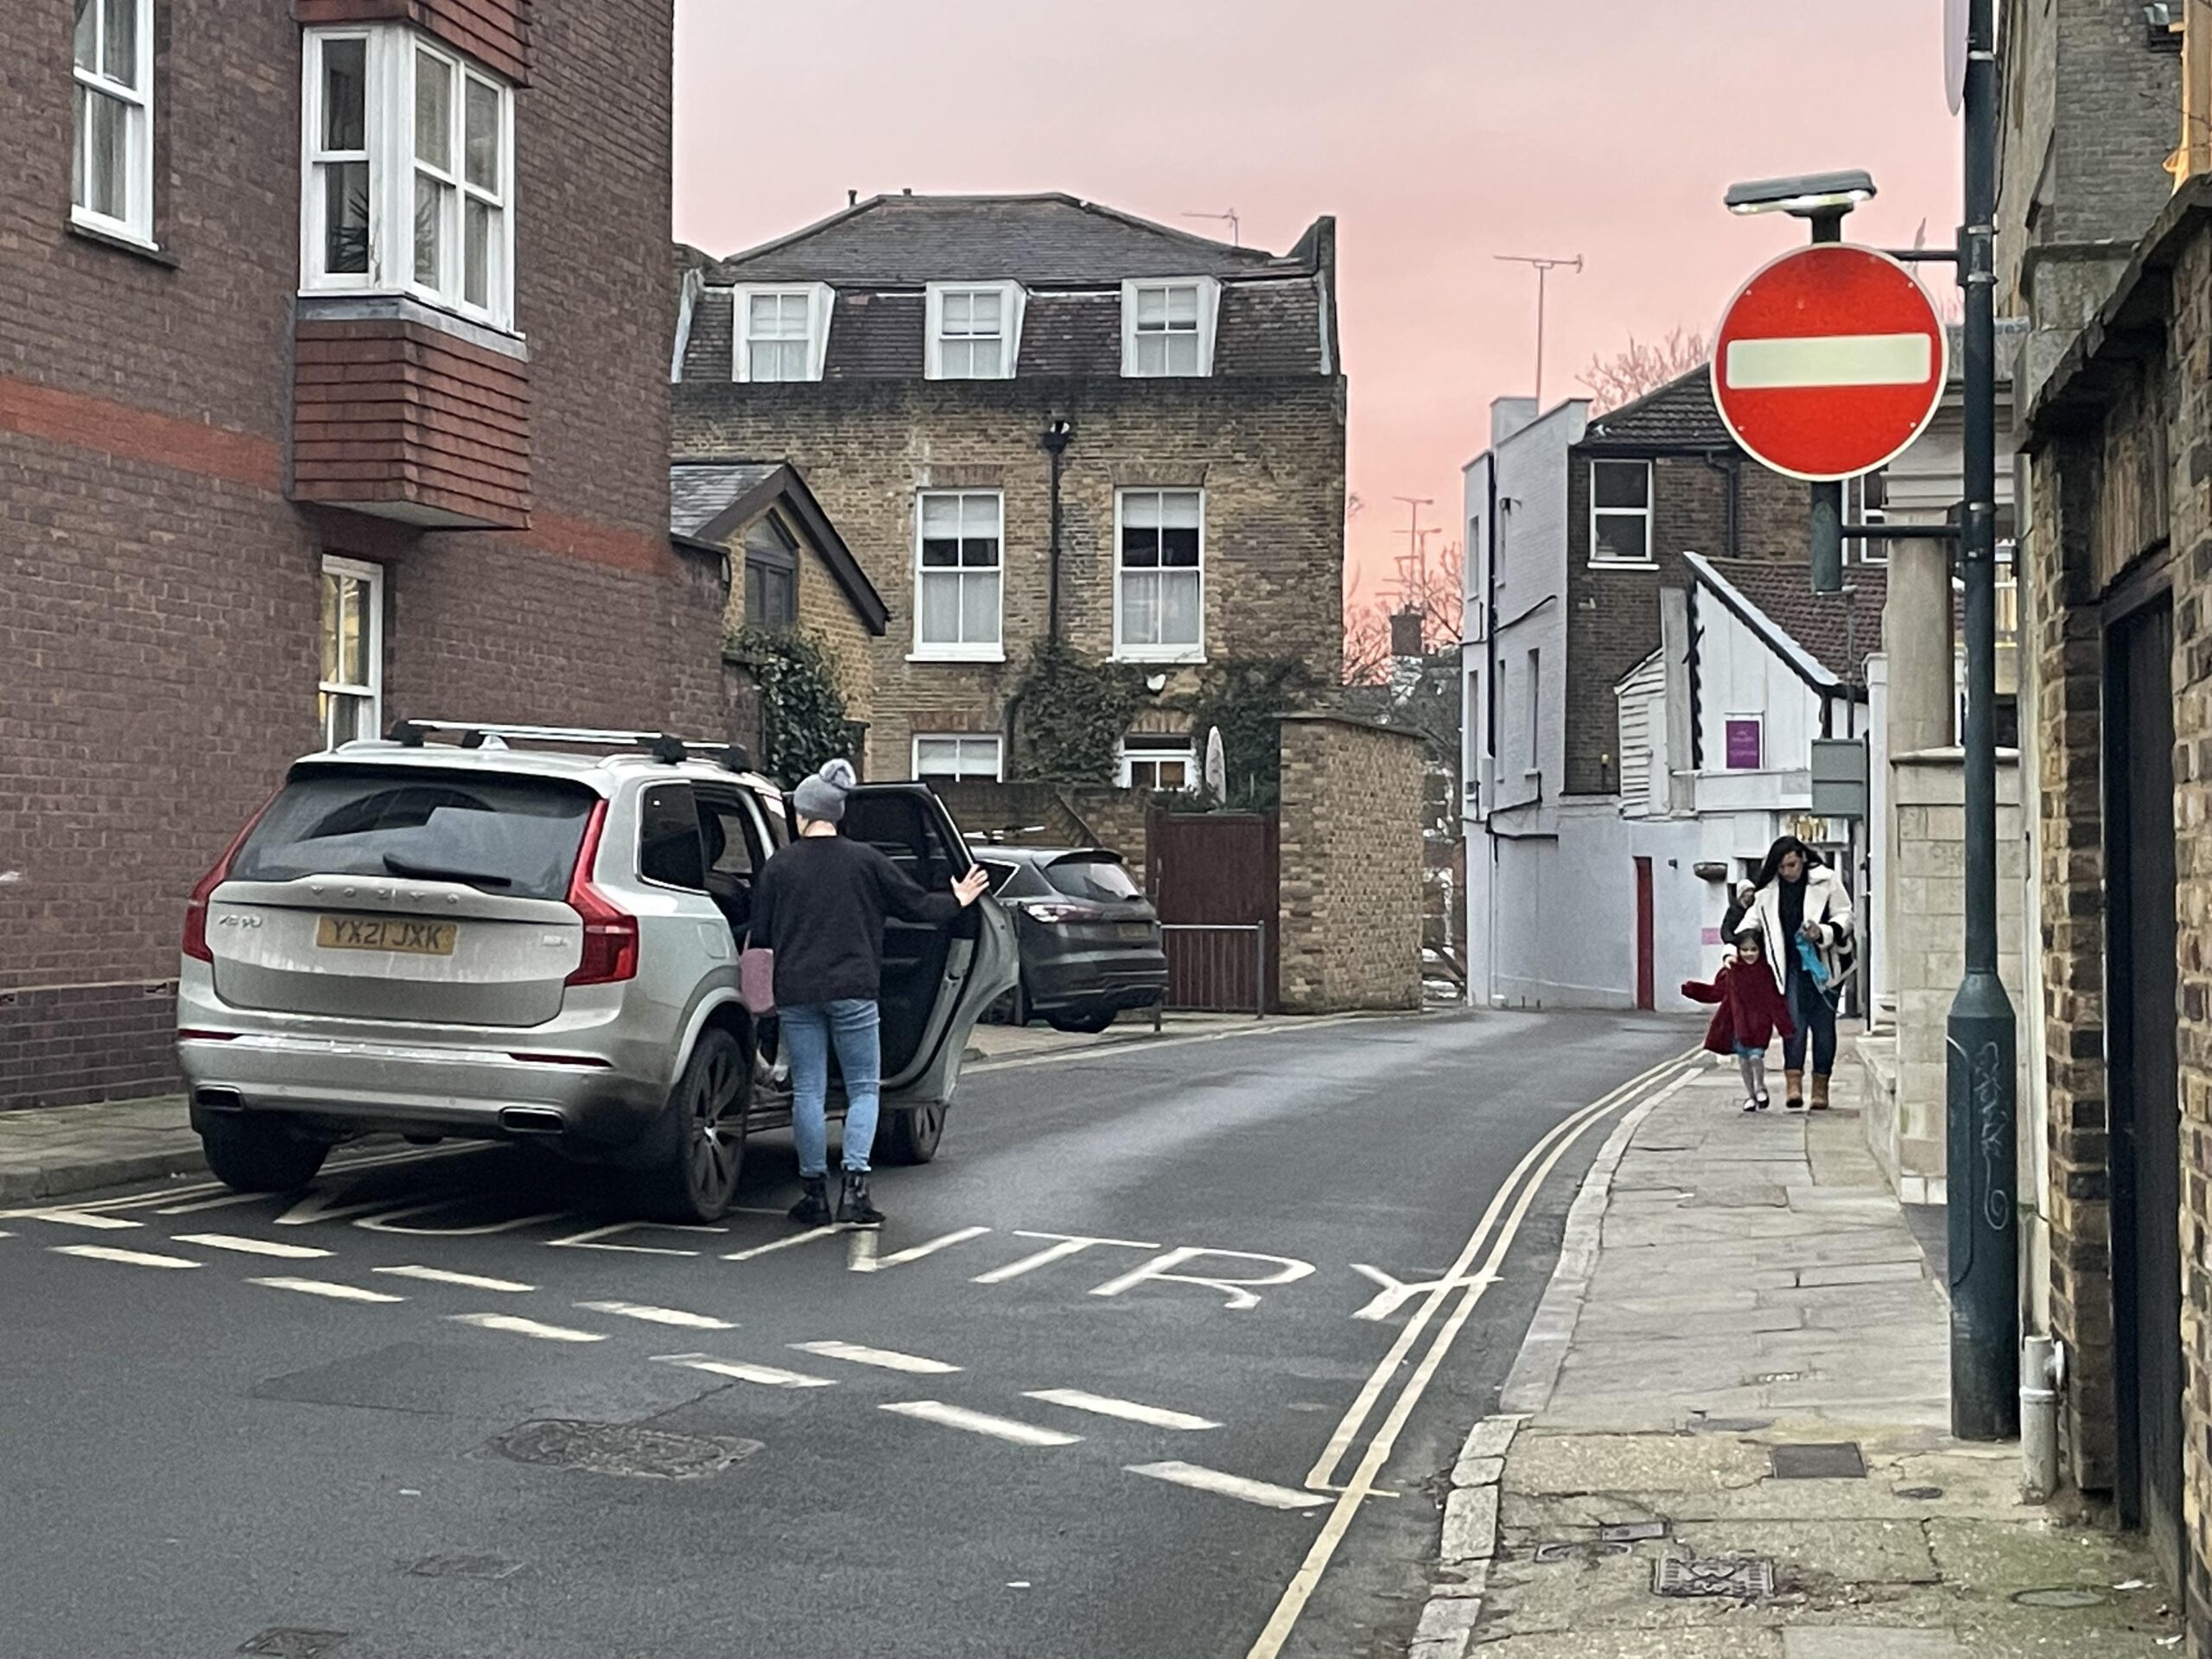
[177,722,1017,1220]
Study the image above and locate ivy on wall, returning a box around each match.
[1181,658,1324,811]
[1011,639,1147,784]
[728,627,850,787]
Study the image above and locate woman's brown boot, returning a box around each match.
[1810,1074,1831,1111]
[1784,1069,1806,1112]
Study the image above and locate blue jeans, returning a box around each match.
[781,999,881,1178]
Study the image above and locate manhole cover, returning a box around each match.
[1654,1557,1776,1600]
[407,1554,524,1580]
[1770,1441,1866,1479]
[1599,1521,1669,1543]
[1895,1485,1945,1500]
[2012,1587,2109,1609]
[239,1632,346,1659]
[493,1420,761,1480]
[1532,1541,1631,1564]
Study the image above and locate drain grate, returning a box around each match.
[1770,1441,1866,1479]
[407,1554,524,1580]
[1654,1557,1775,1600]
[239,1632,347,1659]
[493,1420,762,1480]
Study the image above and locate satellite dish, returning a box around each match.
[1205,727,1227,798]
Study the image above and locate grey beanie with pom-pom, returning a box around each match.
[792,758,857,824]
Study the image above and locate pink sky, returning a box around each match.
[671,0,1961,612]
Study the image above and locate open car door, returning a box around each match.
[841,784,1018,1112]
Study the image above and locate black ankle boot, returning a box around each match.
[788,1176,831,1225]
[839,1171,884,1227]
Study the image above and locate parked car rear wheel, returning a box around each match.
[878,1102,944,1166]
[639,1027,748,1222]
[1046,1007,1117,1035]
[200,1116,329,1192]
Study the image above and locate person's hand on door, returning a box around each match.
[952,866,991,907]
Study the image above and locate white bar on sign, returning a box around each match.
[1724,332,1933,391]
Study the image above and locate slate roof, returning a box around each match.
[1579,365,1730,450]
[707,193,1313,286]
[1695,556,1891,683]
[671,461,779,538]
[669,460,890,634]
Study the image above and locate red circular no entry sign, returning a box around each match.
[1712,243,1948,483]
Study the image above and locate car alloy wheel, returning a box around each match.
[647,1027,748,1222]
[880,1100,944,1166]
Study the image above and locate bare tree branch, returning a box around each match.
[1576,326,1712,414]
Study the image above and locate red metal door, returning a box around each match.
[1634,856,1656,1011]
[1147,810,1280,1013]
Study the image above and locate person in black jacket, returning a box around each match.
[749,759,988,1227]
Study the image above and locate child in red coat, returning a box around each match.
[1681,930,1796,1112]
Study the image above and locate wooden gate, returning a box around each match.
[1147,810,1280,1013]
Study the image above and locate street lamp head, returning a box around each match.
[1724,169,1878,220]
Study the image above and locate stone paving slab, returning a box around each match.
[1410,1045,2180,1659]
[0,1095,200,1201]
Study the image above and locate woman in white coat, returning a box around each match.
[1742,834,1854,1112]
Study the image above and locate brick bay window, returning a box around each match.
[1116,489,1204,662]
[734,285,834,382]
[1589,460,1654,566]
[73,0,156,245]
[913,490,1003,661]
[300,28,516,329]
[926,283,1023,379]
[319,556,384,748]
[913,734,1003,783]
[1122,279,1219,377]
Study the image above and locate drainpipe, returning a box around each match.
[2021,1334,2063,1500]
[1041,417,1074,644]
[1698,449,1739,558]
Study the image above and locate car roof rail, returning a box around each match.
[386,720,753,772]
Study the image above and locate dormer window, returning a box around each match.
[927,283,1024,379]
[1122,278,1219,378]
[734,283,833,383]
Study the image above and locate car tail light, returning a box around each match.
[1025,903,1087,925]
[181,801,275,963]
[565,798,639,986]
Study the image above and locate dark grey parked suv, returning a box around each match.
[972,847,1167,1033]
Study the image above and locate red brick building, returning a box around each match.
[0,1,730,1110]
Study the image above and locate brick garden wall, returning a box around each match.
[1276,715,1424,1013]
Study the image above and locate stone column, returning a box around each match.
[1885,541,1956,755]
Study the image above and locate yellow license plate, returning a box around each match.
[315,916,458,956]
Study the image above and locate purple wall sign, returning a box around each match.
[1725,718,1763,770]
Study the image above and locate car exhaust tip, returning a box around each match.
[499,1106,568,1135]
[193,1088,245,1115]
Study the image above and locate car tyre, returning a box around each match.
[200,1116,330,1192]
[877,1102,944,1166]
[1046,1007,1117,1035]
[640,1027,749,1223]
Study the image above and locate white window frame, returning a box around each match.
[925,282,1025,380]
[1113,487,1206,664]
[1118,734,1197,791]
[911,489,1005,663]
[318,556,385,749]
[1588,459,1655,567]
[733,283,835,383]
[72,0,156,246]
[1121,277,1220,378]
[912,734,1004,783]
[298,26,518,331]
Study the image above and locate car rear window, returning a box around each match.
[232,768,597,899]
[1043,855,1141,904]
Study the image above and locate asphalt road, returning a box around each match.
[0,1007,1695,1659]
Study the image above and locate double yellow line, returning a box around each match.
[1249,1046,1703,1659]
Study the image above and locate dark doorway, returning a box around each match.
[2105,594,2182,1586]
[1633,856,1656,1011]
